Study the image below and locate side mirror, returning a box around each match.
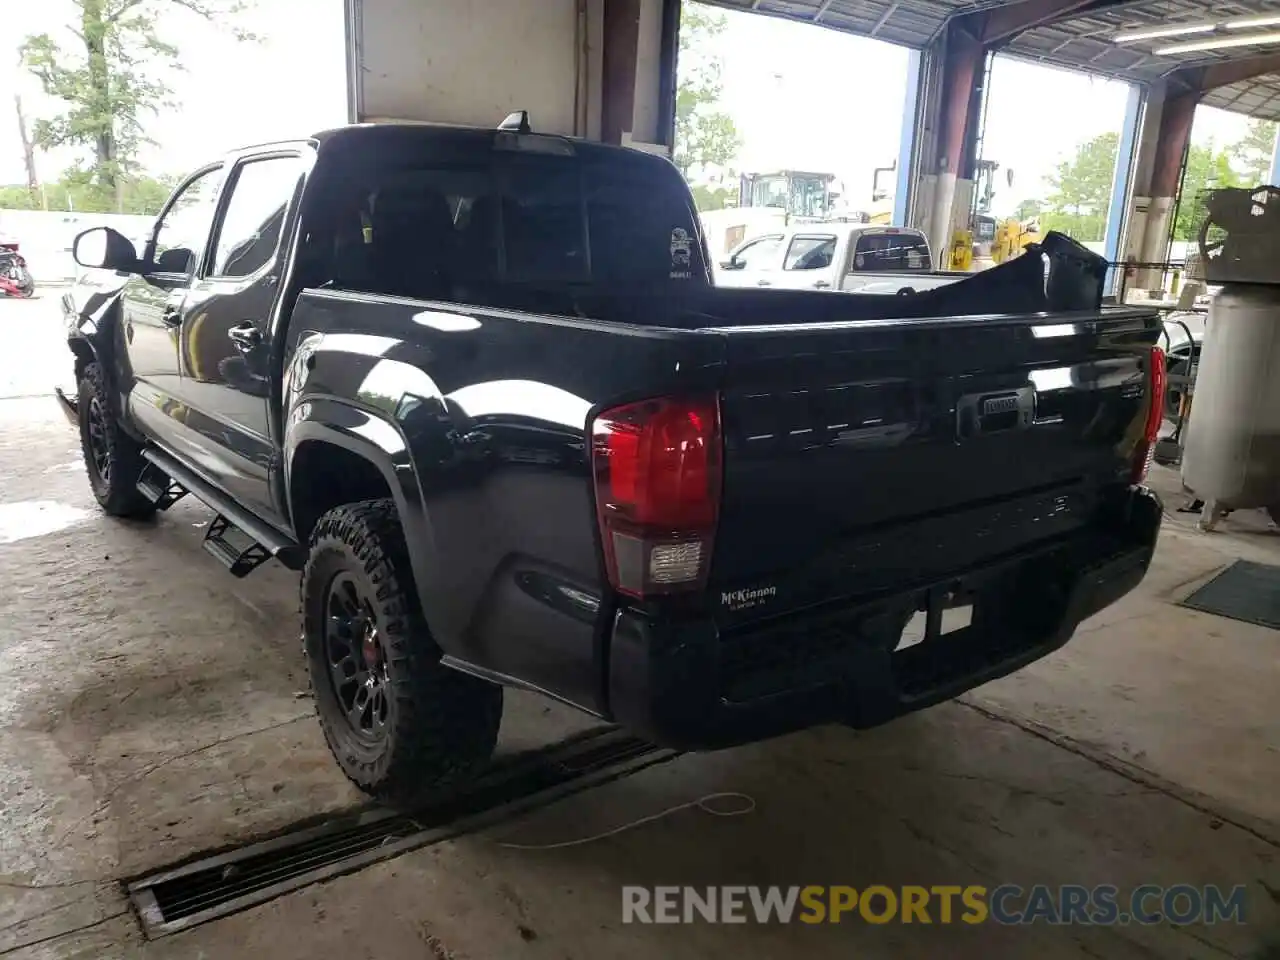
[73,227,139,273]
[720,259,743,270]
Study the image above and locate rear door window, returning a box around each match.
[784,235,836,271]
[851,232,932,272]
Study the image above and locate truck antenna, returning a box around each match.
[498,111,531,134]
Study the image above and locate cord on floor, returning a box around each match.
[496,792,756,851]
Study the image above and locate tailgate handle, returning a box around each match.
[956,387,1035,439]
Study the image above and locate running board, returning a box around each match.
[54,387,78,426]
[203,514,274,578]
[136,463,188,511]
[141,448,305,573]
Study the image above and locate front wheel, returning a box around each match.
[77,363,156,518]
[302,499,502,803]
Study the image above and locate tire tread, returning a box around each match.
[302,498,501,803]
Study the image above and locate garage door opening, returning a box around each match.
[977,55,1134,260]
[675,1,911,257]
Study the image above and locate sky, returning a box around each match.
[707,4,1258,217]
[1,0,347,185]
[0,0,1265,214]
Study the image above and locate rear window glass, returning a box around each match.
[784,236,835,271]
[319,145,706,299]
[851,232,932,272]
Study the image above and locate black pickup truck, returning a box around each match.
[58,118,1164,801]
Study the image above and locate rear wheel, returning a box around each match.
[302,499,502,803]
[77,363,156,518]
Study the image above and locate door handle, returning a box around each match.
[813,280,831,289]
[228,322,263,352]
[756,279,772,287]
[161,306,182,327]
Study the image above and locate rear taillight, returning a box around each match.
[591,395,721,598]
[1130,346,1167,484]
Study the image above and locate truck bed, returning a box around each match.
[840,270,965,295]
[439,238,1065,329]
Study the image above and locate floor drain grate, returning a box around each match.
[128,727,675,937]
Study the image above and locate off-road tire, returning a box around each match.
[302,498,502,803]
[77,362,156,519]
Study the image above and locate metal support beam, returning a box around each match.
[937,21,984,181]
[656,0,682,149]
[870,1,899,37]
[1197,52,1280,93]
[895,49,922,227]
[1150,88,1197,199]
[917,21,987,255]
[601,0,642,145]
[979,0,1104,45]
[1103,83,1142,294]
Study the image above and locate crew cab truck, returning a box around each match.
[59,119,1165,801]
[716,222,963,294]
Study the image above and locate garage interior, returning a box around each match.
[3,0,1280,957]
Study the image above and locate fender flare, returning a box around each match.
[283,399,450,648]
[68,299,130,422]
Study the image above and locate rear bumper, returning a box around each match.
[608,486,1161,751]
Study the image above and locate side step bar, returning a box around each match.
[141,447,306,574]
[54,387,78,426]
[137,463,189,511]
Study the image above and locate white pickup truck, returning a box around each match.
[714,222,965,294]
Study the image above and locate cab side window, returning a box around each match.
[784,236,836,271]
[210,157,305,279]
[150,166,224,277]
[732,236,782,270]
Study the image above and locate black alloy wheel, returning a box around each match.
[324,572,394,742]
[85,396,112,487]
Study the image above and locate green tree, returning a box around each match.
[1228,118,1276,186]
[689,183,735,211]
[20,0,252,208]
[1013,197,1042,221]
[673,4,741,189]
[1172,140,1241,242]
[1040,131,1118,242]
[0,169,178,215]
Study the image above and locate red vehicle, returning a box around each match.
[0,240,35,298]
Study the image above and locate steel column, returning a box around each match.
[1103,83,1142,293]
[894,49,922,226]
[1150,89,1198,200]
[601,0,642,145]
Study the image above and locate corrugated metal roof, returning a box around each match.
[703,0,1280,121]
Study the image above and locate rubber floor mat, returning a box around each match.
[1179,560,1280,630]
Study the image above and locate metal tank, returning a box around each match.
[1181,285,1280,513]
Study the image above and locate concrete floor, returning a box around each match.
[1,292,1277,958]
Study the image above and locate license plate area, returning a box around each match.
[894,587,974,653]
[890,575,1049,699]
[895,600,973,652]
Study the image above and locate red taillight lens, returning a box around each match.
[1130,346,1167,484]
[592,396,721,598]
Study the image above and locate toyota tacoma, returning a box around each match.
[56,117,1165,801]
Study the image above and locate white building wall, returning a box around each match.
[349,0,588,135]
